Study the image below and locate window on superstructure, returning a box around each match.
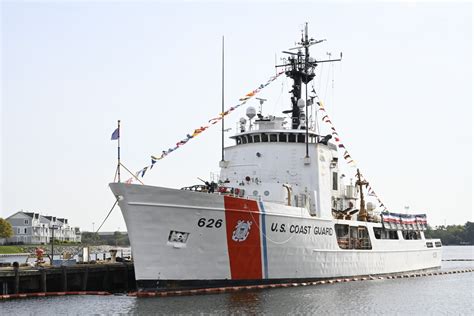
[402,231,421,240]
[248,135,253,143]
[335,224,349,249]
[261,134,268,142]
[288,134,296,142]
[279,133,287,142]
[236,137,242,145]
[357,226,372,249]
[373,227,382,239]
[374,228,398,240]
[389,231,399,239]
[242,136,248,144]
[270,134,277,142]
[297,134,305,143]
[332,172,338,190]
[254,135,261,143]
[336,224,372,249]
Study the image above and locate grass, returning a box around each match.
[0,245,25,254]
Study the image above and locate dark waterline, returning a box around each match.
[1,246,473,315]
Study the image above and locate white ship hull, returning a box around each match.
[110,183,441,291]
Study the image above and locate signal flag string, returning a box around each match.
[125,71,285,184]
[318,101,388,212]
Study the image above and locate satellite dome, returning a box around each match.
[246,107,256,119]
[297,98,305,108]
[367,202,376,212]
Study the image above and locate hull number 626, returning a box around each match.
[198,218,223,228]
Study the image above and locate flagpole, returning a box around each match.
[117,120,121,183]
[221,36,225,163]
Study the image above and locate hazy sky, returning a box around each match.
[1,1,472,232]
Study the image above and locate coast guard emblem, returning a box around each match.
[232,220,252,242]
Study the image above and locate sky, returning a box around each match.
[1,1,472,232]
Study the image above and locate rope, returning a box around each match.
[318,103,388,211]
[120,163,145,185]
[68,199,119,261]
[95,199,119,234]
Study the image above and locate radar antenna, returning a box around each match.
[256,97,267,118]
[275,23,342,130]
[275,22,342,158]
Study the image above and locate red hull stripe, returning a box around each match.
[224,196,263,280]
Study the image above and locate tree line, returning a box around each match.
[81,231,130,246]
[425,222,474,245]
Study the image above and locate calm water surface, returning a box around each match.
[2,246,473,315]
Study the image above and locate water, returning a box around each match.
[2,246,473,315]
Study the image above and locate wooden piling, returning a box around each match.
[81,267,88,291]
[61,266,67,291]
[102,265,109,291]
[13,267,19,294]
[40,269,47,292]
[122,263,129,290]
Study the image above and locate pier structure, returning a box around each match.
[0,263,135,295]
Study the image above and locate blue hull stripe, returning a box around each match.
[259,201,269,279]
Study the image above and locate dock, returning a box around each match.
[0,263,135,295]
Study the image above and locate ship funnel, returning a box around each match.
[246,106,256,120]
[297,98,305,109]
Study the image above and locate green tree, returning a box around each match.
[463,222,474,244]
[0,218,14,239]
[81,232,100,244]
[114,231,121,246]
[425,222,473,245]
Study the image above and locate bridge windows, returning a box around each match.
[235,132,318,145]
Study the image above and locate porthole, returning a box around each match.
[264,191,270,196]
[253,190,259,196]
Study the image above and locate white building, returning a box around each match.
[5,211,81,244]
